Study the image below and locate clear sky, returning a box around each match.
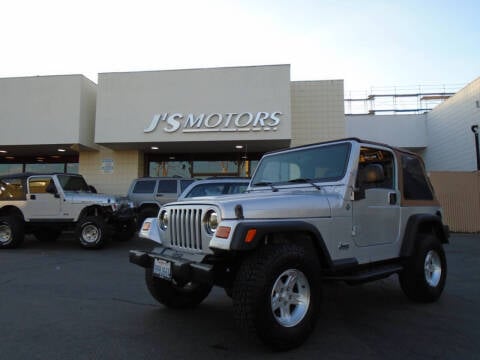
[1,0,478,93]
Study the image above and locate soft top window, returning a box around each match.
[0,178,25,200]
[402,155,434,200]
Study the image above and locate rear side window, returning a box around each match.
[157,180,177,194]
[132,180,156,194]
[402,155,434,200]
[0,178,25,200]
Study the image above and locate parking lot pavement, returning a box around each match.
[0,233,479,359]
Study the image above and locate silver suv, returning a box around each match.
[0,173,135,249]
[130,138,449,350]
[127,177,195,225]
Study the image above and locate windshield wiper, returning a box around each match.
[252,181,279,192]
[288,178,322,190]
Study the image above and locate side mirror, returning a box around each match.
[45,182,58,195]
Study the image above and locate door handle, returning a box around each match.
[388,192,397,205]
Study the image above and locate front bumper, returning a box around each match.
[129,246,213,286]
[112,206,136,222]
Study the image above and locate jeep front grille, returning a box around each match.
[168,208,204,250]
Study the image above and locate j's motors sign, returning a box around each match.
[144,111,283,134]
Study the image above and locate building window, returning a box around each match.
[0,156,78,176]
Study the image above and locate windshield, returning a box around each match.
[57,174,90,192]
[251,142,351,187]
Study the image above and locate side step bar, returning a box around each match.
[323,264,404,285]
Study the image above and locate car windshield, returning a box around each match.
[184,182,248,198]
[251,142,351,187]
[57,174,90,192]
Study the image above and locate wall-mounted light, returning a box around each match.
[471,125,480,171]
[0,150,7,154]
[235,145,244,149]
[151,146,159,150]
[58,148,66,152]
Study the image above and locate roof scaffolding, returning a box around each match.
[344,84,464,115]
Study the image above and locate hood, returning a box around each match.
[63,192,120,205]
[167,189,337,219]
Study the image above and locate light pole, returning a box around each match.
[472,125,480,171]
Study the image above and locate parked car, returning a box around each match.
[0,173,136,249]
[178,177,250,200]
[131,138,449,350]
[127,177,196,225]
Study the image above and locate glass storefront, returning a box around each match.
[146,154,261,179]
[0,157,79,176]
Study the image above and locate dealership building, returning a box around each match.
[0,64,479,197]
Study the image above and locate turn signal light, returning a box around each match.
[142,221,151,231]
[245,229,257,243]
[215,226,231,239]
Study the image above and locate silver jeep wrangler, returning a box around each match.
[0,173,135,249]
[130,138,449,350]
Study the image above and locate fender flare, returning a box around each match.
[400,214,449,257]
[228,220,334,268]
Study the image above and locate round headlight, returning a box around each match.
[205,210,219,234]
[159,210,168,230]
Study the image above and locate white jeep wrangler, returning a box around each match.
[0,173,135,249]
[130,138,449,350]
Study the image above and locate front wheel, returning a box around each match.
[232,244,321,351]
[75,216,109,249]
[145,268,212,309]
[399,233,447,303]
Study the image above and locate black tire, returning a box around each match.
[75,216,109,249]
[232,244,321,351]
[137,207,158,230]
[0,216,24,249]
[33,228,61,242]
[145,268,212,309]
[399,233,447,303]
[114,220,137,241]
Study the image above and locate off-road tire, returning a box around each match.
[399,233,447,303]
[145,268,212,309]
[76,216,109,249]
[0,216,24,249]
[232,243,322,351]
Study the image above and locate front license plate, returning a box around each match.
[153,259,172,280]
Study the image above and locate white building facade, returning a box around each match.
[0,65,478,195]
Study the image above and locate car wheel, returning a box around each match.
[232,243,321,351]
[76,216,109,249]
[0,216,24,249]
[399,233,447,303]
[145,268,212,309]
